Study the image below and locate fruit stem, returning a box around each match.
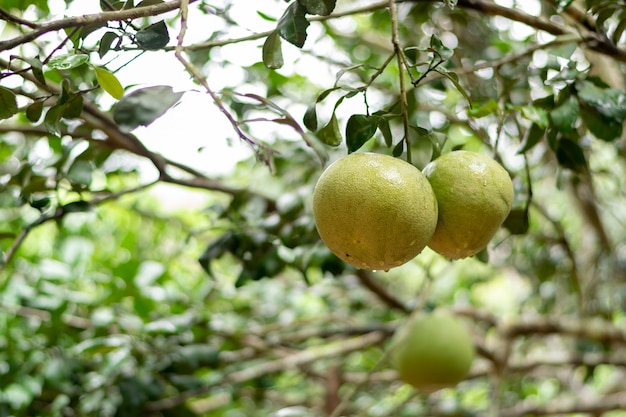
[388,0,412,163]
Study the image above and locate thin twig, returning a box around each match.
[173,2,269,165]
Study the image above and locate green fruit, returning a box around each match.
[423,150,514,259]
[389,312,475,392]
[312,152,438,271]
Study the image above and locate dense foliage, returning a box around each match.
[1,0,626,416]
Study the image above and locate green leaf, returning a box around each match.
[94,66,124,99]
[428,131,447,160]
[550,42,578,60]
[392,139,404,157]
[437,69,471,107]
[576,79,626,121]
[257,11,277,22]
[403,46,420,64]
[468,99,499,118]
[377,117,393,147]
[556,138,587,172]
[262,31,284,70]
[47,53,89,70]
[101,0,124,10]
[503,208,529,235]
[44,104,66,136]
[99,31,119,58]
[42,94,83,136]
[136,0,164,6]
[521,105,549,128]
[67,160,93,188]
[74,144,114,167]
[303,104,318,131]
[317,87,340,102]
[77,22,107,40]
[63,94,83,119]
[136,20,169,50]
[580,105,623,141]
[518,123,545,153]
[30,197,51,211]
[429,34,453,60]
[549,94,579,131]
[297,0,336,16]
[58,78,72,104]
[595,4,619,29]
[199,232,240,278]
[533,94,555,109]
[26,99,44,122]
[410,125,428,137]
[277,2,310,48]
[113,86,183,131]
[475,247,489,263]
[546,127,558,151]
[62,200,92,213]
[0,86,18,120]
[612,10,626,44]
[556,0,575,12]
[11,56,46,85]
[317,113,342,146]
[346,114,378,153]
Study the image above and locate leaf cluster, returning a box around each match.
[518,71,626,173]
[586,0,626,45]
[262,0,337,69]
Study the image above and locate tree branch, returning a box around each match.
[354,270,410,313]
[501,315,626,344]
[500,391,626,417]
[400,0,626,63]
[172,0,272,165]
[0,0,198,52]
[144,331,387,412]
[0,8,40,28]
